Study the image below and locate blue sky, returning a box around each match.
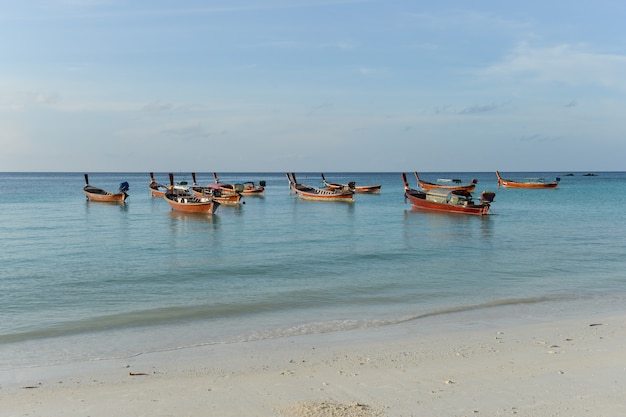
[1,0,625,172]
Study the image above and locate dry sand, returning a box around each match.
[3,313,626,417]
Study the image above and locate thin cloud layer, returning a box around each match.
[484,43,626,89]
[1,1,625,171]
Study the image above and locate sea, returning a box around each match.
[1,171,625,380]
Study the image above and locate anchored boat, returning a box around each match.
[83,174,129,203]
[402,173,494,215]
[496,171,559,188]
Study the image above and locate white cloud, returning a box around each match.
[141,101,174,112]
[483,43,626,89]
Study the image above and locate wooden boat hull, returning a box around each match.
[191,173,244,204]
[495,171,559,188]
[414,172,477,192]
[212,173,264,196]
[404,192,490,215]
[83,187,128,202]
[295,190,355,201]
[402,173,492,215]
[191,187,242,205]
[325,183,381,194]
[164,194,219,214]
[354,185,382,194]
[240,187,265,195]
[150,188,166,197]
[321,173,381,194]
[83,174,128,202]
[216,186,243,196]
[288,173,354,202]
[241,181,265,195]
[149,172,167,197]
[165,173,219,213]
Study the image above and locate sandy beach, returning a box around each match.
[3,312,626,417]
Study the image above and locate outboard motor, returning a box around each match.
[347,181,356,191]
[480,191,496,204]
[118,181,130,193]
[259,181,266,187]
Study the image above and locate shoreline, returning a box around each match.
[2,293,619,374]
[3,311,626,417]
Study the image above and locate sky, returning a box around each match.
[1,0,625,172]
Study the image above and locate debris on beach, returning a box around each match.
[283,400,385,417]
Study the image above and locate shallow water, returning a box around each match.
[1,171,625,371]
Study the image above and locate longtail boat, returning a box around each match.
[163,173,219,214]
[240,181,266,196]
[414,172,477,192]
[402,173,494,215]
[191,173,242,205]
[321,173,381,194]
[149,172,168,197]
[83,174,129,202]
[287,173,355,202]
[212,172,264,196]
[495,171,559,188]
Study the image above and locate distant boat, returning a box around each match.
[240,181,266,196]
[163,173,219,214]
[496,171,559,188]
[402,173,494,215]
[83,174,129,202]
[191,173,243,205]
[287,173,355,202]
[414,172,477,192]
[212,172,264,196]
[321,173,381,194]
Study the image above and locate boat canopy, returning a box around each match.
[426,188,474,204]
[426,188,472,198]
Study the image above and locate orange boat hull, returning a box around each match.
[402,173,492,216]
[83,174,128,202]
[212,173,264,196]
[241,187,264,195]
[495,171,559,188]
[321,173,381,194]
[84,191,127,202]
[288,173,354,201]
[326,183,381,194]
[150,188,166,197]
[354,185,381,194]
[415,172,477,192]
[404,193,490,215]
[294,190,354,201]
[192,188,242,205]
[164,195,219,214]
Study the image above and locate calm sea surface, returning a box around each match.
[1,171,625,373]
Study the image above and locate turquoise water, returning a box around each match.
[1,171,625,371]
